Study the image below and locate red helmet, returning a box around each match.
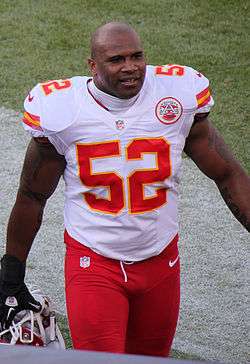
[0,287,65,348]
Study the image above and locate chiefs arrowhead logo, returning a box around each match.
[155,97,183,125]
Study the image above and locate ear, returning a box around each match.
[88,58,97,76]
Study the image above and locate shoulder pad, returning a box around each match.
[189,68,214,110]
[24,76,87,133]
[149,64,213,111]
[149,63,209,82]
[151,64,187,77]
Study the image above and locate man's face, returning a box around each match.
[88,31,146,99]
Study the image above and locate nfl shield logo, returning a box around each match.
[115,120,125,130]
[80,256,91,268]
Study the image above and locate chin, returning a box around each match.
[117,84,143,99]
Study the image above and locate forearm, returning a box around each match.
[185,117,250,231]
[6,191,47,262]
[216,170,250,232]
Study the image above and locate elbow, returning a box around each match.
[214,164,246,188]
[17,186,48,207]
[214,169,233,187]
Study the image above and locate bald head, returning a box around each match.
[90,22,141,59]
[88,22,146,99]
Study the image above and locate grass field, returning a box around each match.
[0,0,249,359]
[0,0,249,170]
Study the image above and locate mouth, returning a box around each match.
[119,77,140,87]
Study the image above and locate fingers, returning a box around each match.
[0,297,18,330]
[0,296,42,330]
[25,289,42,312]
[4,306,19,329]
[26,299,42,313]
[0,306,19,330]
[0,283,43,331]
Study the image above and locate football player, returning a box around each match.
[0,22,249,356]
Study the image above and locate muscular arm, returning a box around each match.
[6,138,66,262]
[184,115,250,231]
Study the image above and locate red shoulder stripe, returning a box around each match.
[22,112,42,130]
[196,87,211,108]
[197,95,211,108]
[24,111,40,122]
[196,86,209,100]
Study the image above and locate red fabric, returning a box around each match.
[64,232,180,357]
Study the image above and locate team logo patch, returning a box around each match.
[155,97,183,124]
[115,120,125,130]
[80,256,91,268]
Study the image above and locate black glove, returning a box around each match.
[0,254,42,330]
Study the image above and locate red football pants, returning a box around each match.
[64,231,180,357]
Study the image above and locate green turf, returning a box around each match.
[57,315,72,349]
[0,0,249,170]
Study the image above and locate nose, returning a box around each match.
[121,58,138,73]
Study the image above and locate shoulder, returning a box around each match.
[146,64,213,111]
[23,76,89,133]
[147,63,209,84]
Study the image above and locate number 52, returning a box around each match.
[76,138,171,215]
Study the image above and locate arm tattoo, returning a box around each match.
[220,186,250,232]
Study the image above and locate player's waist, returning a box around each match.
[64,229,179,263]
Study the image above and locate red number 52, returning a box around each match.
[76,138,171,214]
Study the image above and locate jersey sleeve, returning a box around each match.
[23,77,83,135]
[193,69,214,114]
[23,84,45,138]
[22,77,85,154]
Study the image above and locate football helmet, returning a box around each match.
[0,287,65,348]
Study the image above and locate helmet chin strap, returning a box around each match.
[19,311,34,344]
[49,311,56,341]
[35,311,46,344]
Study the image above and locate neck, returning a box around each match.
[88,80,139,113]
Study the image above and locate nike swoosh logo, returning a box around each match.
[169,255,179,268]
[28,93,34,102]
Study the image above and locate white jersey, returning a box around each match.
[23,64,214,261]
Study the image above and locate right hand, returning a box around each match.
[0,254,42,330]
